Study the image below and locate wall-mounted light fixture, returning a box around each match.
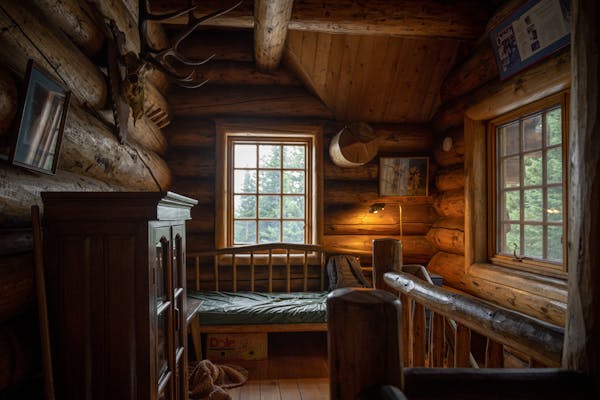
[368,202,403,242]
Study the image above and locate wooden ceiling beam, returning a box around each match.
[151,0,491,40]
[254,0,293,72]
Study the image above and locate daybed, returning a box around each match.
[186,243,333,361]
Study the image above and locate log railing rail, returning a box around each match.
[188,242,326,292]
[372,239,564,368]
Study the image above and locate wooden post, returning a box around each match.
[563,0,600,383]
[372,238,402,292]
[328,288,403,399]
[254,0,293,72]
[485,338,504,368]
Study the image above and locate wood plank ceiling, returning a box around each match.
[152,0,493,124]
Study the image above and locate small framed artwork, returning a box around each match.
[9,60,70,174]
[379,157,429,197]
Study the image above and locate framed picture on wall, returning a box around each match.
[9,60,70,174]
[379,157,429,197]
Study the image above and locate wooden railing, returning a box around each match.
[188,243,326,292]
[371,239,564,368]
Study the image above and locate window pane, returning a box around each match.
[499,223,520,255]
[522,114,542,152]
[234,144,256,168]
[498,121,519,156]
[259,145,281,168]
[283,221,305,243]
[502,190,520,221]
[258,195,280,218]
[501,156,520,188]
[283,171,305,194]
[547,225,563,262]
[283,145,305,168]
[546,186,563,222]
[283,196,304,218]
[234,195,256,218]
[258,221,280,243]
[524,189,543,221]
[234,170,256,193]
[523,151,542,186]
[524,224,543,259]
[547,147,562,184]
[234,221,256,244]
[258,171,280,193]
[546,108,562,146]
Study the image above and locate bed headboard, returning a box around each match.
[187,243,326,293]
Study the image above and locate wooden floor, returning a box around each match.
[206,332,330,399]
[227,378,329,399]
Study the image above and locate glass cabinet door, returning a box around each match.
[155,229,174,400]
[172,226,187,400]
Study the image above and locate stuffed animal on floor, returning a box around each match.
[188,359,248,400]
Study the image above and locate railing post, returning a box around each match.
[372,238,402,292]
[328,288,403,399]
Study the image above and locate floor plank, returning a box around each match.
[226,378,328,400]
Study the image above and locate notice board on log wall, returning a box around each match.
[490,0,570,80]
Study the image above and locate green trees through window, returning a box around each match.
[232,142,307,245]
[497,106,564,264]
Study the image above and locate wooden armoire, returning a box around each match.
[41,192,197,400]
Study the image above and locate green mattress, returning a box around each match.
[188,291,328,325]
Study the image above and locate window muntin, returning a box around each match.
[493,100,566,269]
[230,139,310,245]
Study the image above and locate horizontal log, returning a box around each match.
[187,232,215,254]
[0,316,36,392]
[186,217,215,235]
[435,164,465,192]
[323,234,437,264]
[433,188,465,218]
[325,203,438,236]
[196,61,301,86]
[0,229,32,256]
[170,85,334,119]
[0,68,17,135]
[324,122,435,153]
[427,253,566,326]
[165,119,216,148]
[324,162,378,181]
[167,148,215,178]
[168,178,214,205]
[440,41,497,103]
[178,30,254,63]
[0,2,107,109]
[433,127,465,166]
[0,166,118,226]
[155,0,491,40]
[325,181,434,206]
[0,254,33,322]
[384,270,563,367]
[145,69,169,97]
[433,49,570,131]
[30,0,104,57]
[60,104,170,190]
[427,217,465,255]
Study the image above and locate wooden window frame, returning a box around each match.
[486,93,569,276]
[215,121,323,249]
[228,137,312,245]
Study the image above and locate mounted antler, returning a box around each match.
[139,0,243,88]
[118,0,243,122]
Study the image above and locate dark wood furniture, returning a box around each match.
[41,192,197,400]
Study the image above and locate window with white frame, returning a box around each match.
[489,93,567,273]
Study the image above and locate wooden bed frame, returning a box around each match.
[186,243,329,360]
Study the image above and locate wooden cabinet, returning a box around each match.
[41,192,197,400]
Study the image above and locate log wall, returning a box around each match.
[0,1,172,394]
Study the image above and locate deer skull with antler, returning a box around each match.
[118,0,243,123]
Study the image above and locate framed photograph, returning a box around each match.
[9,60,70,174]
[489,0,570,80]
[379,157,429,197]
